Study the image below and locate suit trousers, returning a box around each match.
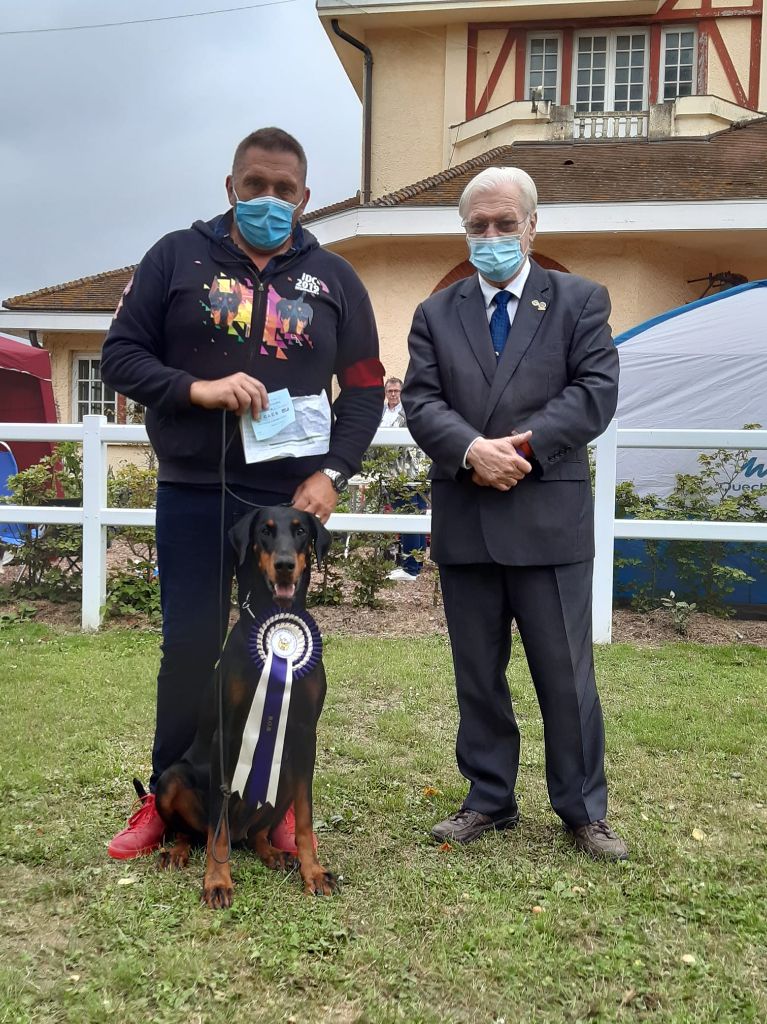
[438,560,608,827]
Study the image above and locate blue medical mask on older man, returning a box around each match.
[466,216,531,283]
[467,237,525,283]
[232,190,297,251]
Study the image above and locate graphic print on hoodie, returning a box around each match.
[101,212,384,492]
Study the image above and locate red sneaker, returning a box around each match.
[108,780,165,860]
[269,804,318,855]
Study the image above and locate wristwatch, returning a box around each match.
[320,468,349,493]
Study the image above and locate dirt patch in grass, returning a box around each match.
[0,862,76,987]
[2,551,766,645]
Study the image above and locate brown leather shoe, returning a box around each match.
[569,819,628,861]
[431,807,520,844]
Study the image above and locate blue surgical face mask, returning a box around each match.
[467,225,529,283]
[232,190,298,251]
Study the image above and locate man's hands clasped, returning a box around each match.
[468,431,533,491]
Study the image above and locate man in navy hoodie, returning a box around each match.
[102,127,384,859]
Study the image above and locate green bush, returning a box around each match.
[616,430,767,615]
[104,455,160,621]
[3,442,83,601]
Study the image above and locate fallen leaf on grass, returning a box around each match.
[117,877,137,886]
[531,905,543,914]
[691,828,706,842]
[422,786,442,798]
[681,954,697,965]
[571,885,586,895]
[620,988,637,1007]
[67,974,80,983]
[438,842,452,852]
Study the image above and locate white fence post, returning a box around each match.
[81,415,108,630]
[592,419,618,644]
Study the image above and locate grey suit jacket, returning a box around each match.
[402,261,619,565]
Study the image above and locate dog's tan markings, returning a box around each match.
[156,771,207,836]
[159,832,192,871]
[294,780,338,897]
[294,551,306,580]
[249,826,298,872]
[203,822,234,910]
[259,549,277,580]
[228,674,248,706]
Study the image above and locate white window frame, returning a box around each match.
[660,25,697,102]
[572,28,650,113]
[526,32,563,106]
[72,353,117,423]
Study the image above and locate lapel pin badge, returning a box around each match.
[532,299,547,311]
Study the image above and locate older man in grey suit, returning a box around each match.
[403,166,627,860]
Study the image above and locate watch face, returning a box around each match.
[324,469,348,493]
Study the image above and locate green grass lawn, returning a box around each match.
[0,624,765,1024]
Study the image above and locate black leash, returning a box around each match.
[210,409,235,864]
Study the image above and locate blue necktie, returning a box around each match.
[490,290,512,359]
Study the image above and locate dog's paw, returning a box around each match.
[261,849,298,872]
[158,842,190,871]
[301,864,339,897]
[169,845,190,870]
[202,881,234,910]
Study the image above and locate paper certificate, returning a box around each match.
[240,390,332,464]
[251,388,295,440]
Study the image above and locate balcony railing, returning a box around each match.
[573,111,649,140]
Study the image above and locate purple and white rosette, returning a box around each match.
[231,608,322,807]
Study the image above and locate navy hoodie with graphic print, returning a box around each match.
[101,212,384,493]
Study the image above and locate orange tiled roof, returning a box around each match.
[3,266,135,312]
[302,193,362,222]
[372,117,767,208]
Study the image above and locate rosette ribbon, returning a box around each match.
[230,607,322,807]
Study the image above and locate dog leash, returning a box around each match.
[210,409,236,865]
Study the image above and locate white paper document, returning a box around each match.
[251,388,295,440]
[240,390,331,464]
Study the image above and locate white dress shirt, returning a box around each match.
[463,259,532,468]
[381,401,404,427]
[477,257,532,328]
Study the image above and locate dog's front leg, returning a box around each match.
[203,735,234,909]
[294,747,338,897]
[203,818,233,909]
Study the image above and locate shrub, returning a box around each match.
[4,442,83,600]
[616,430,767,615]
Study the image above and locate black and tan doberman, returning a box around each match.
[154,505,337,909]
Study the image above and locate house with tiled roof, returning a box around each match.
[307,0,767,373]
[1,0,766,416]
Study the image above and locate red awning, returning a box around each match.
[0,332,58,472]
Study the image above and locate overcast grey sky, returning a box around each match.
[0,0,361,301]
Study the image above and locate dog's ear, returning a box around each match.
[308,515,333,568]
[228,507,263,566]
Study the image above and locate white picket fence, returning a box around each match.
[2,416,766,640]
